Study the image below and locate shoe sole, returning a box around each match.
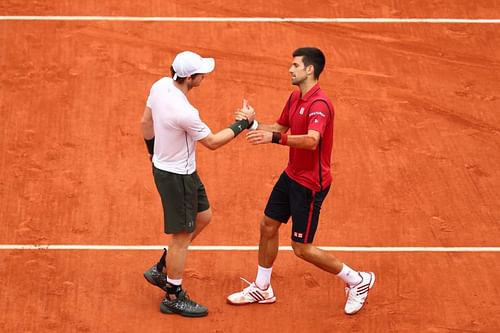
[345,272,375,315]
[160,304,208,317]
[226,296,277,305]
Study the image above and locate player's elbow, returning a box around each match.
[140,116,152,128]
[141,120,154,139]
[309,142,319,150]
[200,135,221,151]
[306,137,320,150]
[205,142,219,151]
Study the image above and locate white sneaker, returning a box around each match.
[344,272,375,315]
[227,278,276,305]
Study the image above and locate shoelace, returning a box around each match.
[239,277,254,294]
[345,283,368,304]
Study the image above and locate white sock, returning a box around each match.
[167,276,183,286]
[255,265,273,289]
[336,264,362,286]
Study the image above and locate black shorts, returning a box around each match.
[153,166,210,234]
[264,171,330,243]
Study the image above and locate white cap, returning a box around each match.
[172,51,215,80]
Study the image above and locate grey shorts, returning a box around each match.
[153,166,210,234]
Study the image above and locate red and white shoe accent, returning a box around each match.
[344,272,375,315]
[227,278,276,305]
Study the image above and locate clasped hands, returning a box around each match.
[234,99,273,145]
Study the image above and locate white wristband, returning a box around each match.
[249,120,259,130]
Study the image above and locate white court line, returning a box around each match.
[0,16,499,24]
[0,244,499,252]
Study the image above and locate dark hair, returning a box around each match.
[292,47,325,79]
[170,66,202,83]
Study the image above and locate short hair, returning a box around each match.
[292,47,326,79]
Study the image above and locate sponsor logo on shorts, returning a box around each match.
[293,232,303,239]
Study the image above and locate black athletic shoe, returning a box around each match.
[160,291,208,317]
[143,248,168,292]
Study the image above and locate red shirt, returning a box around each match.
[277,83,334,192]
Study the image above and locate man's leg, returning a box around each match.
[290,241,375,315]
[165,208,211,279]
[145,208,212,285]
[164,207,211,282]
[190,208,212,242]
[146,169,209,316]
[160,226,208,317]
[288,177,375,315]
[227,172,290,305]
[166,232,192,280]
[258,215,281,268]
[226,215,280,305]
[290,241,343,274]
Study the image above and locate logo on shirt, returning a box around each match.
[309,111,326,118]
[299,107,305,115]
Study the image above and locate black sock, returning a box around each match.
[166,283,182,298]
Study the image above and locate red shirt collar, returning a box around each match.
[300,83,321,101]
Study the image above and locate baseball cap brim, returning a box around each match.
[195,57,215,75]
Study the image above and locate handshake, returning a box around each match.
[233,99,279,145]
[234,99,258,131]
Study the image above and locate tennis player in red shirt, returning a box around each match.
[227,47,375,315]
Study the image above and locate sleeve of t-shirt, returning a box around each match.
[146,86,154,108]
[180,111,212,141]
[276,93,295,127]
[308,100,331,136]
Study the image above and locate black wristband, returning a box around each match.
[228,119,250,137]
[144,137,155,155]
[247,121,254,129]
[271,132,281,144]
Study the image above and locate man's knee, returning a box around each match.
[170,232,192,248]
[291,241,311,260]
[260,216,281,237]
[194,209,212,232]
[196,208,212,223]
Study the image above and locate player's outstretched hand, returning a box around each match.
[246,130,272,145]
[241,99,255,124]
[234,109,248,121]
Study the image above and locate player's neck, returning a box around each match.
[173,80,190,95]
[299,79,318,96]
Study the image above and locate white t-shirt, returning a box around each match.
[146,77,211,174]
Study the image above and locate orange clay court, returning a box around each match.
[0,1,499,332]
